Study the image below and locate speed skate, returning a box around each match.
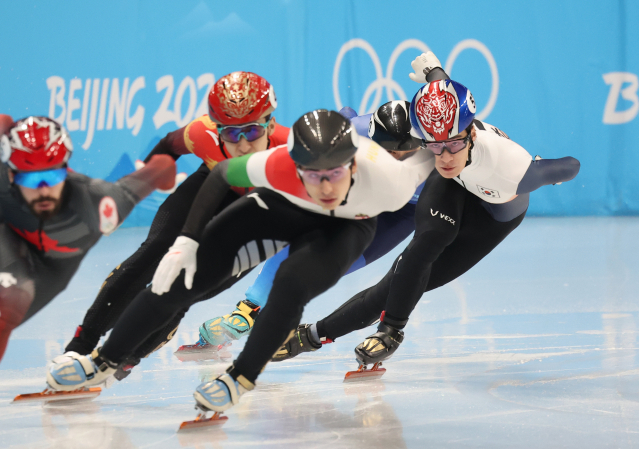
[12,387,102,404]
[343,362,386,382]
[173,341,232,362]
[178,407,228,431]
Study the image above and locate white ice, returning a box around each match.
[1,217,638,448]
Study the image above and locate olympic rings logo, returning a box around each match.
[333,38,499,120]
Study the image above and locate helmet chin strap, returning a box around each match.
[465,142,474,167]
[339,176,355,206]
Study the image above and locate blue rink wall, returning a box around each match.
[0,1,637,225]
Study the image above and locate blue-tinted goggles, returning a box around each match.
[217,122,269,143]
[13,168,67,189]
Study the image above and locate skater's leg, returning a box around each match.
[379,172,467,327]
[131,269,254,358]
[384,193,526,324]
[316,264,395,341]
[195,248,290,346]
[312,173,461,339]
[244,246,289,308]
[0,224,34,361]
[233,218,376,383]
[65,164,228,354]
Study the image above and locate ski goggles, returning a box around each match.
[422,133,472,155]
[296,162,352,186]
[13,168,67,189]
[217,122,269,143]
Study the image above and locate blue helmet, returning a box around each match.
[409,79,476,142]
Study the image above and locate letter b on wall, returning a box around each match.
[603,72,639,124]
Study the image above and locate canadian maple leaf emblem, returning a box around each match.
[103,203,113,218]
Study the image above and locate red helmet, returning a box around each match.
[1,116,72,171]
[208,72,277,126]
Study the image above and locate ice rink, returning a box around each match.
[1,217,638,448]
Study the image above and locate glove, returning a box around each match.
[152,236,199,295]
[135,159,187,194]
[409,51,443,84]
[534,155,562,185]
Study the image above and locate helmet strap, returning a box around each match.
[339,163,356,206]
[219,140,230,159]
[465,124,475,167]
[339,177,355,206]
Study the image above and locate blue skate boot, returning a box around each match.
[47,350,117,391]
[199,299,261,346]
[193,367,254,412]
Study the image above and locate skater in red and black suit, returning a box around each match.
[61,72,289,367]
[0,115,177,363]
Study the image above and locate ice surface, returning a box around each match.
[1,217,638,448]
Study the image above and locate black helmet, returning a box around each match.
[288,109,359,169]
[368,101,420,151]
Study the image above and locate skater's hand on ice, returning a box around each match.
[152,236,199,295]
[135,159,187,194]
[409,51,443,83]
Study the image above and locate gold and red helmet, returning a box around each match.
[1,116,72,171]
[208,72,277,126]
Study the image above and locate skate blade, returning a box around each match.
[12,387,101,404]
[343,363,386,383]
[173,343,232,362]
[178,412,228,431]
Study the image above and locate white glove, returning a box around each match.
[409,51,443,84]
[152,236,199,295]
[135,159,187,194]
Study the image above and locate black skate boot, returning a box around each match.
[272,324,322,362]
[113,355,141,381]
[344,322,404,382]
[354,322,404,366]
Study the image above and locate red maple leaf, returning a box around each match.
[103,203,113,218]
[10,226,80,253]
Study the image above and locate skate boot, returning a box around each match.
[344,322,404,382]
[112,356,141,381]
[180,368,254,430]
[200,299,261,346]
[46,349,118,391]
[272,324,323,362]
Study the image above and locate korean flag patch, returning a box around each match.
[477,185,500,198]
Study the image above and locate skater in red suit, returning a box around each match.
[0,115,177,363]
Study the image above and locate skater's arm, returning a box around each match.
[143,127,191,163]
[89,155,176,233]
[516,157,581,194]
[116,155,177,201]
[181,155,254,241]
